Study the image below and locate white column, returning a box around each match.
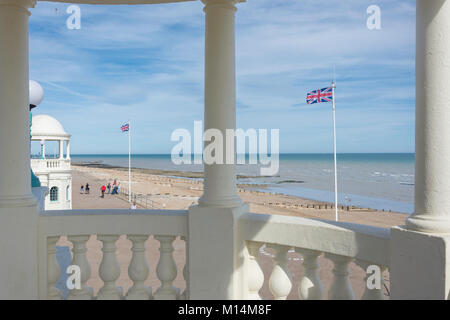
[198,0,242,208]
[0,0,38,299]
[188,0,248,300]
[407,0,450,233]
[0,0,36,206]
[41,140,46,159]
[66,140,71,159]
[59,140,64,159]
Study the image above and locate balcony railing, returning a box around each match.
[31,158,71,172]
[36,206,391,300]
[38,209,188,300]
[239,213,390,300]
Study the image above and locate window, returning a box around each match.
[50,187,58,202]
[66,185,70,201]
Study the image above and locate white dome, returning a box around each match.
[31,114,69,138]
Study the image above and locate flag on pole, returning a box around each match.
[306,87,333,104]
[306,83,339,221]
[121,123,130,132]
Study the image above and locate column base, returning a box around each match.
[406,214,450,233]
[390,226,450,299]
[188,203,249,299]
[0,193,37,208]
[0,203,39,299]
[198,194,243,208]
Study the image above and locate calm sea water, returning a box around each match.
[72,153,414,214]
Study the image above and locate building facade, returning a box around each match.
[31,114,72,210]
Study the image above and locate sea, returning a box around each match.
[71,153,414,214]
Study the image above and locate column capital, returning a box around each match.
[202,0,244,11]
[0,0,36,12]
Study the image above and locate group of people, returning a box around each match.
[100,179,121,198]
[80,179,138,209]
[80,183,90,194]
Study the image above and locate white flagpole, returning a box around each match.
[332,80,338,221]
[128,120,131,203]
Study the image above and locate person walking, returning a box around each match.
[80,185,84,194]
[107,183,111,194]
[101,185,106,198]
[85,183,90,194]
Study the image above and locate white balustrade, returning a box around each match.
[180,236,189,300]
[97,235,122,300]
[246,241,264,300]
[126,235,152,300]
[296,248,323,300]
[47,236,62,300]
[356,260,386,300]
[154,235,178,300]
[268,244,292,300]
[326,253,355,300]
[67,235,93,300]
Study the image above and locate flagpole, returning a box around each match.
[128,119,131,203]
[332,81,338,221]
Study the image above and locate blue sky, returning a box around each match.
[29,0,415,154]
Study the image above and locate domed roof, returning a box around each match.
[31,114,70,138]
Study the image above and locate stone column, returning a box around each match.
[40,140,46,159]
[198,0,242,208]
[66,140,71,160]
[391,0,450,299]
[0,0,39,299]
[59,140,64,159]
[406,0,450,234]
[188,0,248,300]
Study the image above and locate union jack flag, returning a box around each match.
[121,123,129,132]
[306,87,333,104]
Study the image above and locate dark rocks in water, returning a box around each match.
[277,180,305,184]
[72,162,274,180]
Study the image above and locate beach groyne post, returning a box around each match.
[390,0,450,300]
[0,0,39,299]
[188,0,247,300]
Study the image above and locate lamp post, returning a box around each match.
[29,80,44,187]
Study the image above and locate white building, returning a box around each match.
[31,114,72,210]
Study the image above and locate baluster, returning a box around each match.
[296,248,323,300]
[67,235,93,300]
[180,236,189,300]
[246,241,264,300]
[126,235,152,300]
[356,260,386,300]
[268,244,292,300]
[154,235,178,300]
[47,236,62,300]
[97,235,122,300]
[326,254,355,300]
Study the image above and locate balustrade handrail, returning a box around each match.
[39,209,188,237]
[239,212,390,267]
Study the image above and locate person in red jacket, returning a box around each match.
[101,185,106,198]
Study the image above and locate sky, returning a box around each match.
[29,0,416,154]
